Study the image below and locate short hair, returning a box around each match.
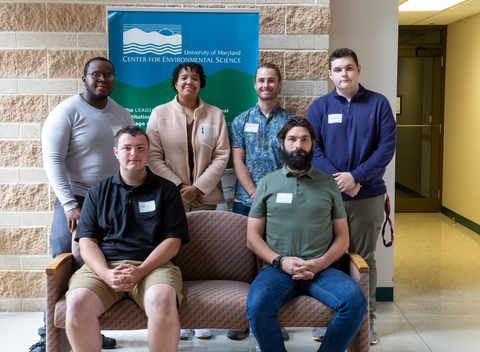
[171,62,207,92]
[328,48,359,70]
[254,63,282,82]
[277,116,316,142]
[84,57,115,76]
[114,126,150,148]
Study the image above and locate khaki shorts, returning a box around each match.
[66,260,183,311]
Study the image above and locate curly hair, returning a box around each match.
[171,62,207,92]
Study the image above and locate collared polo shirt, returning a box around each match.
[229,103,296,207]
[250,165,346,266]
[76,167,189,261]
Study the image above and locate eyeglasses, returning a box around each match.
[87,72,115,82]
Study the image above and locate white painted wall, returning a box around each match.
[329,0,399,291]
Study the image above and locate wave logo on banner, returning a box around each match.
[123,24,182,55]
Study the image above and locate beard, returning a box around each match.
[257,88,280,101]
[85,86,113,101]
[280,146,313,171]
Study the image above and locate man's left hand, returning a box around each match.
[333,172,356,192]
[110,264,147,292]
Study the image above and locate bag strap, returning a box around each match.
[381,193,394,247]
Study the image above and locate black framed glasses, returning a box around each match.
[87,72,115,82]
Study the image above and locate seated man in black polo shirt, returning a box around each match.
[65,126,189,352]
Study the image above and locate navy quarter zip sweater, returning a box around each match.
[306,84,397,201]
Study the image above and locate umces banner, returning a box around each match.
[107,7,260,131]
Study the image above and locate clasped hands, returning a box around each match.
[180,185,205,206]
[281,257,318,280]
[105,264,146,292]
[333,172,362,198]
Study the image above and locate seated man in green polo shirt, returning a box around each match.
[245,116,367,352]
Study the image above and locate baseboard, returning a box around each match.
[441,206,480,235]
[376,287,393,302]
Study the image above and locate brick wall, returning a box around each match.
[0,0,330,311]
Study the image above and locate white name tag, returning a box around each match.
[244,123,259,133]
[276,193,293,204]
[139,200,156,213]
[328,114,342,124]
[111,126,122,136]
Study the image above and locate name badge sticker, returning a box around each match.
[139,200,156,213]
[244,123,259,133]
[276,193,293,204]
[328,114,342,124]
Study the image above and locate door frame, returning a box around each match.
[396,26,446,212]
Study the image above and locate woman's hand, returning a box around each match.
[180,185,201,204]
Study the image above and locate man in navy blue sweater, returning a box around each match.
[306,48,396,345]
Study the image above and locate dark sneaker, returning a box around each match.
[312,327,326,342]
[226,328,249,340]
[29,340,45,352]
[102,334,117,349]
[281,327,289,340]
[370,324,378,345]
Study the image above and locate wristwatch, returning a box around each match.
[272,255,284,269]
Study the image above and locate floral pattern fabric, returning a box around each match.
[229,104,296,207]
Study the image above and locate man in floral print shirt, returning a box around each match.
[230,63,296,217]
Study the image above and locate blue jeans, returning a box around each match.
[246,266,367,352]
[232,202,251,216]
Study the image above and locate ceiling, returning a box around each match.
[399,0,480,25]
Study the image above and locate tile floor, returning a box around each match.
[2,213,480,351]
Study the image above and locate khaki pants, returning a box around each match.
[344,194,385,323]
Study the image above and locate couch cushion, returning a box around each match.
[178,280,250,329]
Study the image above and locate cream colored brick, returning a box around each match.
[286,6,330,35]
[0,213,20,226]
[0,140,43,168]
[20,124,41,139]
[23,299,45,311]
[0,256,21,270]
[0,299,22,311]
[50,186,56,211]
[21,212,53,227]
[49,50,107,78]
[285,51,329,80]
[260,35,315,50]
[0,80,18,93]
[0,95,48,123]
[22,255,52,270]
[0,168,20,182]
[139,0,195,3]
[258,0,314,3]
[20,168,49,183]
[259,51,285,79]
[0,271,45,299]
[314,81,329,95]
[0,3,45,32]
[0,33,16,48]
[226,5,284,34]
[281,81,314,95]
[49,95,73,112]
[17,33,77,49]
[0,50,47,78]
[0,227,47,255]
[47,4,106,33]
[18,79,78,95]
[0,184,49,211]
[284,96,317,118]
[0,123,19,138]
[315,35,329,50]
[78,34,108,49]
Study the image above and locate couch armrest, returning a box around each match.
[46,253,73,275]
[346,253,369,273]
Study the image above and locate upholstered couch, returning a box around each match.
[45,210,370,352]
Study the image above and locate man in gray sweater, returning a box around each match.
[29,57,133,352]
